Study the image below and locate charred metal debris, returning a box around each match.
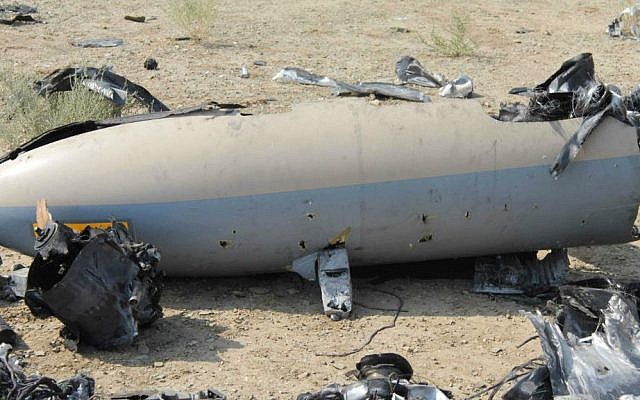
[35,67,168,112]
[0,343,227,400]
[499,52,640,176]
[24,219,163,349]
[273,55,473,102]
[0,343,94,400]
[297,353,451,400]
[0,4,39,25]
[476,278,640,399]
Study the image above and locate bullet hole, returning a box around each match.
[421,213,428,223]
[419,234,433,243]
[581,220,586,225]
[232,229,237,235]
[218,240,233,248]
[504,204,509,211]
[305,213,315,221]
[298,240,306,249]
[464,211,471,219]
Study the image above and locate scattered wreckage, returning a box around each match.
[0,342,227,400]
[475,279,640,399]
[1,53,640,319]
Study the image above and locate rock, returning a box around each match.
[297,371,310,379]
[253,60,267,66]
[154,361,164,368]
[34,350,46,357]
[144,58,158,70]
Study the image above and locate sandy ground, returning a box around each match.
[1,1,640,399]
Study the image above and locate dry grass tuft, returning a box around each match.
[430,13,475,57]
[0,69,125,149]
[166,0,217,41]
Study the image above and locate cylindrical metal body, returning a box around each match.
[0,100,638,276]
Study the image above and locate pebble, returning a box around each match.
[34,351,46,357]
[154,361,164,368]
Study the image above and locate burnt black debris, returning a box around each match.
[0,317,16,346]
[144,58,159,70]
[24,221,162,349]
[297,353,450,400]
[499,53,640,177]
[34,67,169,112]
[0,4,39,25]
[0,343,94,400]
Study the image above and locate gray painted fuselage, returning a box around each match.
[0,100,638,276]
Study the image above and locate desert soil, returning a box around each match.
[1,1,640,399]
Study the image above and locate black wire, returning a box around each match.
[315,289,404,357]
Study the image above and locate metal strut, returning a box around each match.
[292,246,353,320]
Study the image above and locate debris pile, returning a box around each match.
[24,209,163,348]
[273,56,474,101]
[487,279,640,399]
[297,353,450,400]
[0,343,95,400]
[273,67,430,102]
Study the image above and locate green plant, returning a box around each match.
[166,0,216,41]
[430,13,475,57]
[0,69,125,148]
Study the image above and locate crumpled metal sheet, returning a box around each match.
[34,67,169,112]
[273,66,430,102]
[297,353,450,400]
[0,343,95,400]
[438,74,473,98]
[395,56,473,98]
[395,56,446,88]
[518,282,640,399]
[499,52,640,177]
[71,38,124,48]
[25,222,162,348]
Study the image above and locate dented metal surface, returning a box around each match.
[0,100,638,276]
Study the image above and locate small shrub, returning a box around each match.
[430,13,475,57]
[0,69,125,148]
[166,0,216,41]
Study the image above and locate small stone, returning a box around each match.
[154,361,164,368]
[491,347,504,354]
[297,371,310,379]
[34,351,46,357]
[253,60,267,66]
[144,58,158,70]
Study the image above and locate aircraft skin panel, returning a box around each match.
[0,154,638,276]
[0,100,636,208]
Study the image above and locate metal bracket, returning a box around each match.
[318,247,352,320]
[292,247,353,320]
